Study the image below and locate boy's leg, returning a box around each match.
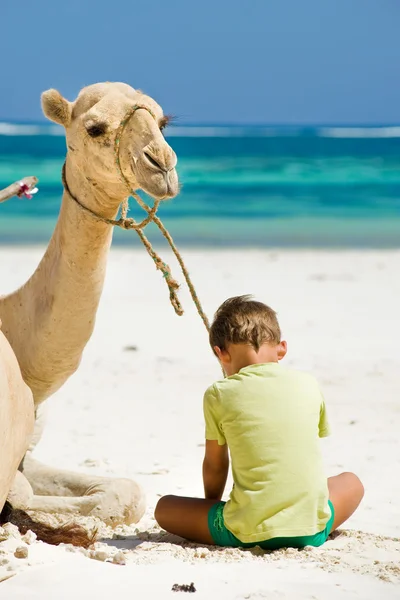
[155,495,218,544]
[328,472,364,531]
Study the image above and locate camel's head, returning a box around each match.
[41,82,178,202]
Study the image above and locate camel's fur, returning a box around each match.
[0,82,178,543]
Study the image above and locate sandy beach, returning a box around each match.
[0,247,399,599]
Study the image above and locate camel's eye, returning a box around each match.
[87,122,108,137]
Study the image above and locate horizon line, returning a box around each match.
[1,119,400,128]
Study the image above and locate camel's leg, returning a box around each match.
[29,491,113,517]
[27,401,48,453]
[9,467,108,517]
[23,454,100,497]
[22,454,146,526]
[18,403,145,526]
[0,331,35,511]
[6,471,34,510]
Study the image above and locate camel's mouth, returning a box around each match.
[131,154,179,201]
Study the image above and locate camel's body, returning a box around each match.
[0,82,178,527]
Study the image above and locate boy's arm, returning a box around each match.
[203,440,229,501]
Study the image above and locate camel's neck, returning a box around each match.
[0,163,123,405]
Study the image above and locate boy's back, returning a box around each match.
[204,362,331,543]
[155,296,363,550]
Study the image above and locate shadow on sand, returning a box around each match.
[99,528,344,552]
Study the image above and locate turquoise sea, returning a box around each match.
[1,123,400,247]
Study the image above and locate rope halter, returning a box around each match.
[62,103,210,331]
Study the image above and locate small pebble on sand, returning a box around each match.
[14,546,28,559]
[92,550,109,562]
[21,530,37,545]
[3,523,20,538]
[112,551,126,565]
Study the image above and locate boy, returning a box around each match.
[155,296,364,549]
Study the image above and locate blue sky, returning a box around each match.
[1,0,399,124]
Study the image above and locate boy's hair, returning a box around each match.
[209,295,281,353]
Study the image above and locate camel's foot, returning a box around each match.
[20,454,146,527]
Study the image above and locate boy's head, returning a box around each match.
[209,295,287,375]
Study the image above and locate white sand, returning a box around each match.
[0,247,399,599]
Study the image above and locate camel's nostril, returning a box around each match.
[144,152,163,171]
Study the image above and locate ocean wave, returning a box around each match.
[171,125,400,139]
[2,121,400,139]
[165,127,301,137]
[318,127,400,138]
[0,123,64,136]
[0,124,303,138]
[168,126,400,138]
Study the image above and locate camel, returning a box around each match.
[0,82,179,541]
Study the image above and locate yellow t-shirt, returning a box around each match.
[203,362,331,543]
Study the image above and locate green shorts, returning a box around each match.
[208,500,335,550]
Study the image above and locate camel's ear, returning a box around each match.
[41,89,72,127]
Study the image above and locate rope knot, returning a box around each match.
[120,218,136,230]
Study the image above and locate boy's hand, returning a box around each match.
[203,440,229,501]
